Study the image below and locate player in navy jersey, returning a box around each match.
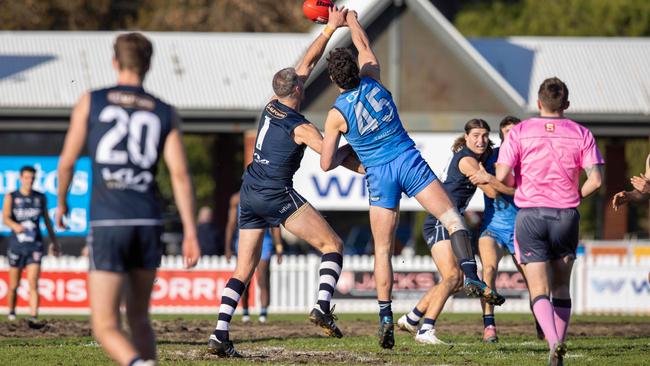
[207,6,364,358]
[56,33,200,366]
[320,11,503,349]
[3,166,60,322]
[224,191,283,323]
[394,119,503,345]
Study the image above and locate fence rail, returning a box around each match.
[0,252,648,315]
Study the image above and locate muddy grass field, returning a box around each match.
[1,313,649,365]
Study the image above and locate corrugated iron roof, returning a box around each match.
[0,31,312,113]
[471,37,650,117]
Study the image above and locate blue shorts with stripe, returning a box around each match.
[365,147,437,209]
[239,182,308,229]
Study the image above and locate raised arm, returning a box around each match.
[346,11,380,81]
[458,157,498,199]
[56,92,90,228]
[295,6,348,81]
[164,110,200,268]
[294,122,364,174]
[224,193,240,263]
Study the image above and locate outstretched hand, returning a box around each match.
[327,5,348,29]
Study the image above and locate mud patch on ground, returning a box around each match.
[1,317,649,343]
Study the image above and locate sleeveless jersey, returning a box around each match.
[243,100,308,188]
[86,85,174,224]
[9,190,45,244]
[482,147,518,223]
[332,77,414,168]
[443,147,481,213]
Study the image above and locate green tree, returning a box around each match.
[455,0,650,37]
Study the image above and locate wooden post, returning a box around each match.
[602,141,628,239]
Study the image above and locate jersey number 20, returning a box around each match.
[96,105,161,169]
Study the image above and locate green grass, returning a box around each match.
[1,314,649,365]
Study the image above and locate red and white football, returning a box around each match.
[303,0,333,24]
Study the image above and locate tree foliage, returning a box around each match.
[455,0,650,37]
[0,0,308,32]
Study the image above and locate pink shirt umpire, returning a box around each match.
[497,117,604,209]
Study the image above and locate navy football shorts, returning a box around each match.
[239,182,308,229]
[514,207,579,264]
[422,216,451,250]
[87,225,163,272]
[7,241,44,269]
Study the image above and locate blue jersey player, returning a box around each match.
[320,11,503,349]
[224,191,283,324]
[3,166,60,322]
[469,116,532,343]
[57,33,200,366]
[207,6,364,358]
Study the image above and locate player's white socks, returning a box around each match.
[406,306,424,326]
[214,278,246,341]
[316,252,343,314]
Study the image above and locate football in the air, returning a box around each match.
[303,0,333,24]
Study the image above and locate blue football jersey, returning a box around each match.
[86,85,174,224]
[443,147,480,213]
[482,147,518,223]
[243,100,308,188]
[332,77,414,167]
[9,190,45,244]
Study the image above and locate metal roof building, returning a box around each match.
[1,0,649,135]
[472,37,650,125]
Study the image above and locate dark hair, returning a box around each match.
[20,166,35,175]
[452,119,493,158]
[114,32,153,78]
[272,67,299,98]
[327,48,361,90]
[538,77,569,113]
[498,116,521,140]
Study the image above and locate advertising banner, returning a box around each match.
[584,266,650,313]
[0,156,91,236]
[0,269,248,313]
[335,269,529,301]
[293,133,487,211]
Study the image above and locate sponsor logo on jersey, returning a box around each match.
[253,153,270,165]
[545,123,555,132]
[107,90,155,111]
[265,103,288,119]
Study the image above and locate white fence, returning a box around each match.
[0,254,648,315]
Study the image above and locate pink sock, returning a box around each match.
[552,298,572,342]
[532,295,559,349]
